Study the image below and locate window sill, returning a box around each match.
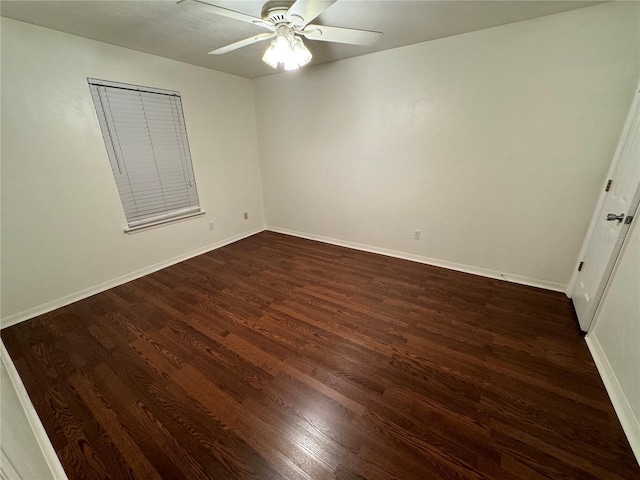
[124,210,205,234]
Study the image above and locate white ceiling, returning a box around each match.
[1,0,603,78]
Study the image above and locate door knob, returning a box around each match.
[606,213,625,223]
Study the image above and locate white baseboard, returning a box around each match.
[1,341,68,479]
[267,226,567,293]
[1,225,567,330]
[586,335,640,465]
[1,227,266,330]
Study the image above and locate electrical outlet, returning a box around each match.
[243,212,248,220]
[208,221,214,231]
[413,230,421,240]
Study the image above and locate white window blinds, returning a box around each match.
[89,79,201,230]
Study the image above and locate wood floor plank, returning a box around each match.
[2,231,638,479]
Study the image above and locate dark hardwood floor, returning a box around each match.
[2,231,638,479]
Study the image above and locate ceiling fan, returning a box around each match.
[179,0,383,71]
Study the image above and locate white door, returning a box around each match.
[572,91,640,332]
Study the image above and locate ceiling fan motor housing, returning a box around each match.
[261,0,296,24]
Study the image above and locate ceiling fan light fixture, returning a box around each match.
[261,26,312,71]
[291,37,312,67]
[273,34,291,56]
[284,58,300,71]
[261,41,280,68]
[262,34,290,68]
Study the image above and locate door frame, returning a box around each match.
[567,83,640,308]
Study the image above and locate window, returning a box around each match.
[88,78,202,232]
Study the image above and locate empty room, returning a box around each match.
[1,0,639,479]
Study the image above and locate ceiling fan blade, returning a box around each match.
[285,0,337,27]
[208,32,276,55]
[302,24,383,47]
[181,0,273,29]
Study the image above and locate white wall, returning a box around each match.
[1,366,53,479]
[587,205,640,461]
[253,2,640,289]
[1,18,265,323]
[1,345,59,479]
